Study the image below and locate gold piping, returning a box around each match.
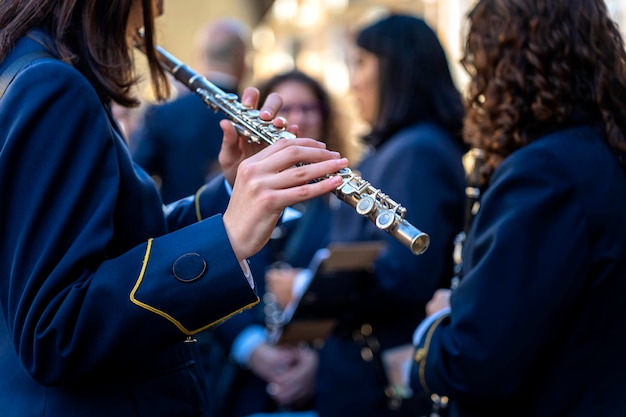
[194,184,208,222]
[130,238,259,335]
[417,314,448,393]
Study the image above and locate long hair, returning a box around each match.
[355,13,465,148]
[257,70,360,162]
[0,0,169,106]
[463,0,626,183]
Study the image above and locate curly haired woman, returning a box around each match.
[410,0,626,416]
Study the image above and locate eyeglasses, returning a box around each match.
[278,103,322,116]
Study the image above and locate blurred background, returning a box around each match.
[153,0,626,97]
[125,0,625,153]
[155,0,473,94]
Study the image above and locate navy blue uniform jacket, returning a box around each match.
[411,125,626,416]
[0,32,258,417]
[131,83,231,204]
[315,123,466,417]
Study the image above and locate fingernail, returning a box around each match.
[331,175,344,185]
[241,95,253,107]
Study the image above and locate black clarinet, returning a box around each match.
[428,148,485,417]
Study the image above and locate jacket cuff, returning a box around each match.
[411,309,450,394]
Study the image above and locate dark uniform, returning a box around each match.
[0,30,258,417]
[411,124,626,416]
[130,82,233,204]
[315,123,466,417]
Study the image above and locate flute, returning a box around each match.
[138,42,430,255]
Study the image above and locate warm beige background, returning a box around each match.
[152,0,626,98]
[156,0,262,64]
[153,0,439,90]
[128,0,626,152]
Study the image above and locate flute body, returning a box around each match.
[144,44,429,255]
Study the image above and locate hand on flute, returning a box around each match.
[221,87,348,261]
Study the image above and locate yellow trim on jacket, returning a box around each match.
[414,313,448,393]
[130,238,257,335]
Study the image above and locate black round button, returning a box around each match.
[172,253,207,283]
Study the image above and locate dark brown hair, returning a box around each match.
[0,0,169,106]
[355,14,466,149]
[462,0,626,183]
[257,70,361,162]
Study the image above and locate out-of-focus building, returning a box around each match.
[248,0,475,142]
[250,0,474,92]
[149,0,473,98]
[149,0,626,111]
[155,0,272,62]
[142,0,625,153]
[157,0,626,92]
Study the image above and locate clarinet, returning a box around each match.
[136,42,430,256]
[427,148,485,417]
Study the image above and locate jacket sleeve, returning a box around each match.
[410,146,590,402]
[163,173,231,229]
[0,57,258,385]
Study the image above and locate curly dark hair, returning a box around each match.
[462,0,626,184]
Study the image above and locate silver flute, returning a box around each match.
[140,43,429,255]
